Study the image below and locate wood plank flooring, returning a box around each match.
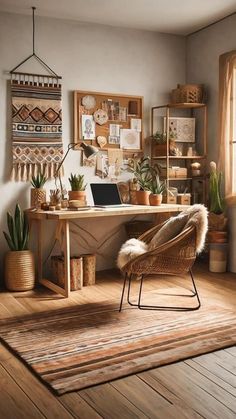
[0,262,235,419]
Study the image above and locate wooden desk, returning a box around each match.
[28,204,189,297]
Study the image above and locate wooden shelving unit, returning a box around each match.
[151,103,207,204]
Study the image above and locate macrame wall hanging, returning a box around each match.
[10,7,63,181]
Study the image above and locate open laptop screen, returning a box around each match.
[90,183,122,205]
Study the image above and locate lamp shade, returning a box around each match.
[80,142,99,159]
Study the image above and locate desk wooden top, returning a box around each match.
[27,204,190,220]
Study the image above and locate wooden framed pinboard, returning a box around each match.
[74,90,144,153]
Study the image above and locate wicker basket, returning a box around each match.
[125,221,154,239]
[5,250,35,291]
[30,188,46,209]
[82,254,96,286]
[178,84,204,103]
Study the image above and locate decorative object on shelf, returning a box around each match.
[191,162,201,176]
[177,193,191,205]
[3,204,35,291]
[82,95,96,110]
[129,178,139,204]
[9,8,63,181]
[170,83,205,104]
[68,173,87,204]
[120,129,140,150]
[148,174,166,206]
[93,109,108,125]
[151,131,177,156]
[96,135,107,148]
[82,115,95,140]
[166,117,195,142]
[30,172,47,209]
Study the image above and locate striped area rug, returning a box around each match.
[0,300,236,394]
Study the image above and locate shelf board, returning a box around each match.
[152,155,206,160]
[152,103,206,110]
[167,176,205,181]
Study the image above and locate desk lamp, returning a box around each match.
[55,142,99,198]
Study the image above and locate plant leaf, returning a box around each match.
[3,231,15,250]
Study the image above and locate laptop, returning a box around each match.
[90,183,133,208]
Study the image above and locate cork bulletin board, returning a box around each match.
[73,90,144,153]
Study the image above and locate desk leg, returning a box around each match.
[63,220,71,298]
[37,219,43,282]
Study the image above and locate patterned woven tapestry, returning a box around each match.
[11,73,63,181]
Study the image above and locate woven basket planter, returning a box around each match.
[30,188,46,209]
[5,250,35,291]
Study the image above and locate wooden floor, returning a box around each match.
[0,263,236,419]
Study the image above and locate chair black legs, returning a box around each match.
[119,269,201,312]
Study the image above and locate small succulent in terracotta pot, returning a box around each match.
[148,175,166,206]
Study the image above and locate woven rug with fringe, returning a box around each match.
[11,72,63,181]
[0,300,236,395]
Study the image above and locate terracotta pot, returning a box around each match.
[30,188,46,209]
[149,193,162,206]
[136,190,150,205]
[68,190,87,202]
[208,212,227,231]
[5,250,35,291]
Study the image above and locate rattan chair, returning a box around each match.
[119,221,201,312]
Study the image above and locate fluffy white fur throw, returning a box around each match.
[184,204,208,253]
[117,238,148,269]
[149,204,208,254]
[117,204,208,270]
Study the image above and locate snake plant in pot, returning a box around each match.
[3,204,35,291]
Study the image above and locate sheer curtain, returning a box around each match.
[218,50,236,199]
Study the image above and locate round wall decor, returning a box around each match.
[82,95,96,110]
[93,109,108,125]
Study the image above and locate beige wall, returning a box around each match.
[0,12,186,277]
[186,14,236,162]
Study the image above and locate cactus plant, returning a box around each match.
[68,173,87,191]
[3,204,29,251]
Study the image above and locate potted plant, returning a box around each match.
[3,204,35,291]
[148,174,166,206]
[68,173,87,203]
[152,131,177,157]
[30,172,47,209]
[127,157,152,205]
[208,161,227,242]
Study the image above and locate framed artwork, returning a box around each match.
[81,115,95,140]
[164,117,195,142]
[120,129,140,150]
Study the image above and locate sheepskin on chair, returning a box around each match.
[117,238,148,270]
[149,204,208,254]
[117,204,208,270]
